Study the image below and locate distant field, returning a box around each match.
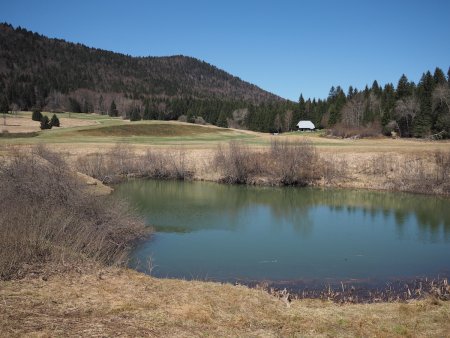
[1,112,450,153]
[74,123,232,137]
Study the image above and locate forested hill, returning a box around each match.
[0,23,281,110]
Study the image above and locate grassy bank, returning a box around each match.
[1,268,449,337]
[73,139,450,196]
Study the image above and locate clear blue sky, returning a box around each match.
[1,0,449,101]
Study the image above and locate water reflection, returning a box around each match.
[117,180,450,282]
[117,180,450,239]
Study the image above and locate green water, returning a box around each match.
[116,180,450,284]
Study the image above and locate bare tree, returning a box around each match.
[395,96,419,137]
[284,110,293,132]
[274,113,282,133]
[432,84,450,112]
[341,94,365,127]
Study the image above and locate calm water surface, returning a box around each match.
[116,180,450,285]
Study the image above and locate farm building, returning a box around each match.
[297,120,315,131]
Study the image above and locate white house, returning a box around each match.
[297,120,315,131]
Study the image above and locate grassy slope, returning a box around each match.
[1,268,449,337]
[2,112,450,152]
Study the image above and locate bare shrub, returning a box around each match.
[76,144,193,182]
[214,139,319,186]
[328,123,381,139]
[0,147,147,280]
[318,154,349,183]
[76,153,109,182]
[214,141,261,184]
[434,151,450,193]
[269,139,318,185]
[142,149,193,180]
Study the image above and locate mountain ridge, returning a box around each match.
[0,22,283,111]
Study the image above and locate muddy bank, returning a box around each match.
[250,276,450,303]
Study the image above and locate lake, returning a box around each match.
[117,180,450,287]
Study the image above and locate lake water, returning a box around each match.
[117,180,450,286]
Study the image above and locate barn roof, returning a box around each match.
[297,120,315,129]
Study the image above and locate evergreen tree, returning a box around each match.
[31,109,43,121]
[109,100,118,117]
[0,96,9,126]
[347,86,354,99]
[371,80,380,94]
[40,115,52,129]
[50,113,60,127]
[129,107,141,121]
[396,74,412,99]
[381,83,396,126]
[414,72,434,137]
[143,102,151,120]
[216,111,228,128]
[433,67,446,85]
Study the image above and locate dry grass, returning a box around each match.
[0,114,97,133]
[1,268,449,337]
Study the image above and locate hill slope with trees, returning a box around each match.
[0,23,281,113]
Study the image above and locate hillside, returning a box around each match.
[0,23,281,112]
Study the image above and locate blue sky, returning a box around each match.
[0,0,449,101]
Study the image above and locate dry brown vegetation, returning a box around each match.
[0,145,148,280]
[73,138,450,196]
[213,139,320,185]
[327,123,382,139]
[76,144,193,183]
[1,268,450,337]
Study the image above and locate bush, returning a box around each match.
[213,141,261,184]
[328,123,381,138]
[50,113,60,127]
[31,109,43,121]
[40,115,52,129]
[129,107,141,121]
[0,146,147,280]
[269,139,318,185]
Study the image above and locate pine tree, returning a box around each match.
[371,80,382,97]
[216,111,227,128]
[414,72,434,137]
[31,109,43,121]
[40,115,52,129]
[347,86,354,99]
[50,113,60,127]
[0,96,9,126]
[129,107,141,121]
[109,100,118,117]
[143,102,151,120]
[396,74,412,99]
[381,83,396,126]
[433,67,446,85]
